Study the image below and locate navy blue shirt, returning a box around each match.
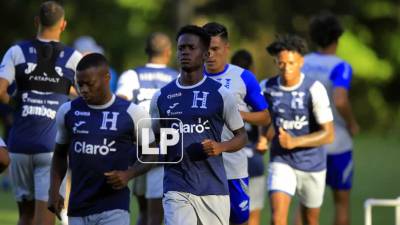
[151,76,244,195]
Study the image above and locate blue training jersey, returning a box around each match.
[151,76,244,195]
[56,95,154,217]
[302,53,353,154]
[262,74,333,172]
[205,64,268,179]
[0,39,82,154]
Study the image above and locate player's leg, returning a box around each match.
[33,153,55,225]
[296,168,326,225]
[267,162,297,225]
[163,191,198,225]
[9,153,36,225]
[132,174,147,225]
[326,151,353,225]
[248,175,266,225]
[228,178,250,225]
[146,166,164,225]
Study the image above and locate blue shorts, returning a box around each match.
[326,151,353,190]
[228,178,250,224]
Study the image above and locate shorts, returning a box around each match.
[9,152,66,201]
[163,191,230,225]
[326,151,353,190]
[146,166,164,199]
[267,162,326,208]
[249,175,266,211]
[228,178,250,224]
[69,209,129,225]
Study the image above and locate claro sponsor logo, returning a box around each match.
[74,138,116,155]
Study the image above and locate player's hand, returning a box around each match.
[255,136,269,154]
[47,192,64,221]
[202,139,224,156]
[278,127,296,150]
[104,170,130,190]
[348,121,360,137]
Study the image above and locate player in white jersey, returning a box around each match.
[299,12,359,225]
[116,32,177,225]
[203,22,270,225]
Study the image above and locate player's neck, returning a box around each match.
[37,30,61,42]
[205,63,227,74]
[179,70,204,86]
[148,56,167,65]
[318,43,337,55]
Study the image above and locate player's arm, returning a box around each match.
[202,87,248,156]
[115,69,140,101]
[105,101,157,190]
[279,81,334,149]
[48,103,71,220]
[0,46,18,104]
[0,138,9,174]
[239,70,271,126]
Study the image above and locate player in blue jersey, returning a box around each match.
[150,25,247,225]
[203,22,270,225]
[0,2,82,225]
[0,138,9,174]
[300,12,359,225]
[263,34,334,225]
[48,53,156,225]
[117,32,178,225]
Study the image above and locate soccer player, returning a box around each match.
[0,138,9,174]
[203,22,269,225]
[301,12,359,225]
[150,25,247,225]
[0,2,82,225]
[231,49,267,225]
[263,34,334,225]
[116,32,178,225]
[47,53,155,225]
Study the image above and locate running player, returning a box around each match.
[48,53,155,225]
[116,32,178,225]
[263,34,334,225]
[151,25,247,225]
[203,22,269,225]
[0,2,81,225]
[301,12,359,225]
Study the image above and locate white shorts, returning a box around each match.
[267,162,326,208]
[69,209,129,225]
[9,152,66,202]
[146,166,164,199]
[163,191,230,225]
[249,175,266,211]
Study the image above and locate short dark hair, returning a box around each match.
[38,1,65,27]
[266,34,308,56]
[176,25,211,49]
[309,12,344,48]
[202,22,228,41]
[77,53,109,72]
[231,49,253,70]
[145,32,171,57]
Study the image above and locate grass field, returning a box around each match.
[0,134,399,225]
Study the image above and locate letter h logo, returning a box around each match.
[191,91,209,109]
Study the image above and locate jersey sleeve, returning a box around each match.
[0,45,25,84]
[65,50,83,73]
[330,62,352,90]
[241,70,268,111]
[55,102,72,144]
[0,137,6,147]
[127,103,155,145]
[149,90,161,133]
[219,86,244,131]
[116,69,140,101]
[310,81,334,124]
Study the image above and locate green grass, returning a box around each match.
[0,134,399,225]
